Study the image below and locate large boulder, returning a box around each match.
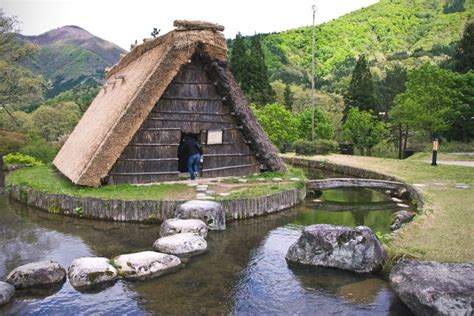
[175,200,226,230]
[6,261,66,289]
[112,251,181,280]
[153,233,207,257]
[0,281,15,306]
[68,257,118,289]
[389,260,474,316]
[286,224,386,273]
[160,218,208,238]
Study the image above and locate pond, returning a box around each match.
[0,171,412,315]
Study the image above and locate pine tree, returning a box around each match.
[283,84,293,112]
[454,23,474,74]
[248,35,274,105]
[230,32,251,92]
[344,55,378,119]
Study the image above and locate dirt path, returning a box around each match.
[421,160,474,167]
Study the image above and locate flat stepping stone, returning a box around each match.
[112,251,181,281]
[0,281,15,306]
[160,218,208,238]
[391,197,403,203]
[176,200,226,230]
[397,203,410,208]
[187,182,198,187]
[153,233,207,257]
[196,187,207,192]
[196,185,208,190]
[290,178,300,182]
[205,190,216,195]
[312,199,322,203]
[195,193,206,197]
[67,257,118,289]
[256,178,266,182]
[196,195,215,200]
[455,183,470,189]
[6,261,66,289]
[219,192,231,197]
[272,177,283,182]
[413,184,427,187]
[237,179,248,183]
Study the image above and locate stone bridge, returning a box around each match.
[307,178,406,192]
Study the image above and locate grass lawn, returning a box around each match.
[408,151,474,162]
[6,165,194,200]
[6,165,305,201]
[282,153,474,264]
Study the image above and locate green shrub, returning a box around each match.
[423,140,474,153]
[293,139,339,155]
[19,138,59,163]
[3,152,43,167]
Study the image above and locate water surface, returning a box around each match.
[0,171,411,315]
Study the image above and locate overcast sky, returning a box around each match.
[2,0,379,50]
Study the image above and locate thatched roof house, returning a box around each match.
[54,20,286,187]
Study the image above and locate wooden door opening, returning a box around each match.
[178,132,201,172]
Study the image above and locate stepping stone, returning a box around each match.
[160,218,208,238]
[196,187,207,192]
[290,178,300,182]
[175,200,226,230]
[312,199,322,203]
[238,179,248,183]
[187,182,198,187]
[256,178,266,182]
[195,193,206,197]
[397,203,410,208]
[391,197,403,203]
[272,177,283,182]
[68,257,118,289]
[205,190,216,195]
[253,173,259,176]
[112,251,181,281]
[196,195,215,200]
[433,182,445,186]
[0,281,14,306]
[219,192,231,197]
[196,185,208,190]
[455,183,470,189]
[413,184,427,187]
[153,233,207,257]
[6,261,66,289]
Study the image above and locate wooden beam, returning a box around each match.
[118,158,178,162]
[110,171,180,176]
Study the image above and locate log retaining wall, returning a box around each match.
[7,183,306,223]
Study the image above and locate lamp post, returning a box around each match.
[431,137,438,166]
[311,4,316,142]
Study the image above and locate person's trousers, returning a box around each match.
[188,153,201,180]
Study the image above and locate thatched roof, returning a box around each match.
[54,21,285,187]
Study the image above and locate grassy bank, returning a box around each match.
[282,153,474,264]
[6,165,305,201]
[407,152,474,162]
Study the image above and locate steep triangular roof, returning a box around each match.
[54,21,286,187]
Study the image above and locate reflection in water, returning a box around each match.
[0,171,411,315]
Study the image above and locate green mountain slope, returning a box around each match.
[252,0,472,91]
[19,25,126,97]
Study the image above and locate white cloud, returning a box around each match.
[2,0,379,49]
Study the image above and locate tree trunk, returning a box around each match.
[398,124,403,160]
[402,125,409,158]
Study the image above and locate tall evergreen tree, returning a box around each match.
[343,55,378,119]
[248,35,274,105]
[283,84,293,112]
[230,32,251,92]
[454,23,474,74]
[379,64,408,112]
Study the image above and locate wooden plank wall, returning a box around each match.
[109,56,259,184]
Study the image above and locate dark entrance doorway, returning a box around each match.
[178,132,201,172]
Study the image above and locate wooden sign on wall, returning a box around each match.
[207,130,223,145]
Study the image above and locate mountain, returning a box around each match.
[235,0,473,92]
[19,25,126,97]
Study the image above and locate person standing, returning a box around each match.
[183,136,202,180]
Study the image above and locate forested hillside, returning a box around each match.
[18,25,125,98]
[250,0,472,91]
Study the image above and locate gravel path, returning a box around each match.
[422,160,474,167]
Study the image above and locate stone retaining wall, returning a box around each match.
[7,183,306,223]
[283,157,424,208]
